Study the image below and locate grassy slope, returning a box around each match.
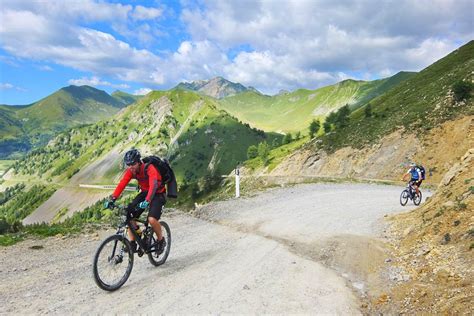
[217,73,414,133]
[17,86,124,134]
[352,71,416,108]
[0,86,136,158]
[0,105,22,140]
[11,90,282,187]
[111,90,142,106]
[321,40,474,152]
[0,160,14,176]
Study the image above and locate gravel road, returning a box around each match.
[0,183,430,314]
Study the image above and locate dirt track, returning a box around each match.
[0,183,430,314]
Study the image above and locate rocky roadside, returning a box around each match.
[377,149,473,314]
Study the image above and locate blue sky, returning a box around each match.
[0,0,472,105]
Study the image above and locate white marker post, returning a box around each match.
[235,167,240,198]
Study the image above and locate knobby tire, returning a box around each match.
[93,234,134,291]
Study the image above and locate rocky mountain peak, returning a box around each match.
[175,77,259,99]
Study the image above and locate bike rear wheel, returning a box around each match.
[147,221,171,266]
[413,191,422,206]
[93,234,134,291]
[400,190,409,206]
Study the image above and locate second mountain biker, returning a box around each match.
[401,162,423,197]
[105,149,166,254]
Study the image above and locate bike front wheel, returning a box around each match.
[413,191,422,206]
[400,190,409,206]
[148,221,171,266]
[93,234,134,291]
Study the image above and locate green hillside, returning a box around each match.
[0,105,22,141]
[217,72,415,133]
[320,40,474,152]
[17,85,124,133]
[11,89,281,187]
[111,90,142,106]
[351,71,416,108]
[0,86,138,158]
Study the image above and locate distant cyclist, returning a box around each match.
[401,163,423,196]
[104,149,166,254]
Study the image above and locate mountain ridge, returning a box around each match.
[174,76,260,99]
[217,72,416,133]
[0,85,139,158]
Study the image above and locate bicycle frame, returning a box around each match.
[94,204,170,291]
[114,206,154,254]
[407,183,418,198]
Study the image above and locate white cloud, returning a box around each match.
[181,0,474,91]
[224,50,339,94]
[133,88,152,95]
[0,55,20,67]
[0,0,472,96]
[0,8,165,85]
[0,83,14,90]
[166,40,229,82]
[132,6,163,20]
[1,0,131,24]
[37,65,53,71]
[0,82,26,91]
[68,76,130,89]
[0,1,166,49]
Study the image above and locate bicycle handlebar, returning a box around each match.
[109,203,150,221]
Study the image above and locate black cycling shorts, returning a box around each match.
[410,179,423,187]
[126,191,166,220]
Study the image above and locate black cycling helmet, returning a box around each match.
[124,149,141,166]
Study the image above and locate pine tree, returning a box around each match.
[364,103,372,118]
[309,119,320,138]
[257,141,270,165]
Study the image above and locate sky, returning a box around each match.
[0,0,472,105]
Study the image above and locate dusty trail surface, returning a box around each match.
[0,183,429,314]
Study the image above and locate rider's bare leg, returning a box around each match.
[128,219,138,241]
[148,216,163,241]
[414,184,420,195]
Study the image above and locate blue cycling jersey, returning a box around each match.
[410,167,420,180]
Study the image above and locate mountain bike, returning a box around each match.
[92,204,171,291]
[400,182,422,206]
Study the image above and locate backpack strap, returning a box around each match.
[144,162,165,190]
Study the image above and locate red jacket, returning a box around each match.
[112,163,165,202]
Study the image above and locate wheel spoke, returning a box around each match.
[93,235,134,291]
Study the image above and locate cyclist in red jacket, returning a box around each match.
[105,149,166,254]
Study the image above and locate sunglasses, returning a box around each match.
[127,161,139,167]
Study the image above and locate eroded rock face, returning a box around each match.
[385,147,473,314]
[270,129,421,180]
[441,147,473,186]
[270,116,473,185]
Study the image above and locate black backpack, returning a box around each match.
[416,165,426,180]
[143,156,178,198]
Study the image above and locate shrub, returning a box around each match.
[309,119,320,138]
[452,80,473,102]
[258,141,270,165]
[364,103,372,118]
[247,145,258,159]
[323,121,332,133]
[282,133,293,145]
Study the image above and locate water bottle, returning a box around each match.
[136,225,142,237]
